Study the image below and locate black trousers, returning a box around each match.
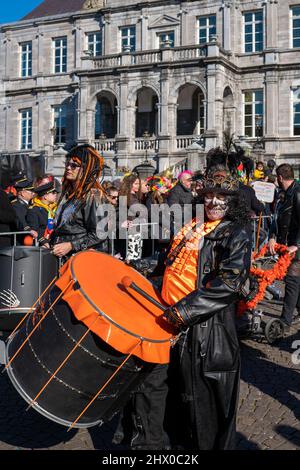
[113,364,170,450]
[281,275,300,325]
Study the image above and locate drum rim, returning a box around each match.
[69,252,172,345]
[5,336,105,429]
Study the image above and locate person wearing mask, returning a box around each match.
[269,164,300,330]
[11,177,36,236]
[162,172,252,450]
[207,163,265,216]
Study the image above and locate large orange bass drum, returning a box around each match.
[5,251,175,428]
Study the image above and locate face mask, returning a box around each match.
[204,194,229,221]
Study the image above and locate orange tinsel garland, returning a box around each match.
[238,243,295,316]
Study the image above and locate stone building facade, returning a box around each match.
[1,0,300,177]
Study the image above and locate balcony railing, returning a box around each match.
[94,139,116,152]
[92,45,206,70]
[176,136,195,149]
[92,136,200,153]
[134,138,159,152]
[93,55,122,69]
[173,45,206,61]
[131,50,162,66]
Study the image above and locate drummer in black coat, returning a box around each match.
[11,177,36,233]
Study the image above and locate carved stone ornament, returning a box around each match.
[83,0,104,10]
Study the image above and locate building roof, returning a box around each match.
[22,0,87,20]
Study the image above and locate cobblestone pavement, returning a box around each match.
[0,321,299,451]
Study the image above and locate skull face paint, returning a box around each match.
[204,192,229,221]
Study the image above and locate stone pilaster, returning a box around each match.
[265,71,279,138]
[222,2,231,51]
[37,31,44,76]
[78,78,89,141]
[140,10,149,50]
[74,26,83,69]
[266,0,278,49]
[103,14,111,55]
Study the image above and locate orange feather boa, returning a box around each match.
[238,243,295,316]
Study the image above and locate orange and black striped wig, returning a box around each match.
[60,144,104,202]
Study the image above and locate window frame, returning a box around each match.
[242,90,264,138]
[53,36,67,74]
[291,6,300,49]
[20,41,32,78]
[242,10,264,54]
[53,105,67,145]
[20,108,32,150]
[157,30,175,49]
[292,87,300,137]
[87,31,102,56]
[197,14,217,45]
[120,26,136,52]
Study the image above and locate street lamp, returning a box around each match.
[142,130,151,162]
[99,132,107,152]
[133,130,156,178]
[253,115,264,150]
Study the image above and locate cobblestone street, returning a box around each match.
[0,324,299,451]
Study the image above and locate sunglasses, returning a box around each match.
[65,160,81,170]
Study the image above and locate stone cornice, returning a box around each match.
[0,0,206,33]
[5,82,79,98]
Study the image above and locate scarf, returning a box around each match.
[161,219,221,305]
[32,197,57,237]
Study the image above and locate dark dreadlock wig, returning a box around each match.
[226,193,251,227]
[60,144,104,203]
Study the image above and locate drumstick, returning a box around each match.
[121,276,166,312]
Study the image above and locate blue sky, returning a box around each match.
[0,1,43,24]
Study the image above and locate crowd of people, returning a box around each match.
[0,143,300,450]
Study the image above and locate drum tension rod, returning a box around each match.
[68,340,142,431]
[121,276,166,312]
[4,279,74,372]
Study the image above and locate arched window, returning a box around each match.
[177,85,205,136]
[135,87,158,137]
[95,94,117,139]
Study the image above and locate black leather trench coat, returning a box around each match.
[168,219,252,450]
[270,181,300,261]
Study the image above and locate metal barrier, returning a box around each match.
[0,231,38,247]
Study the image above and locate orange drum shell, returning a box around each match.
[56,251,176,364]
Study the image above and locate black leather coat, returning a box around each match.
[50,191,109,255]
[168,219,252,449]
[270,181,300,260]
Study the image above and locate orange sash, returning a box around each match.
[162,219,220,305]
